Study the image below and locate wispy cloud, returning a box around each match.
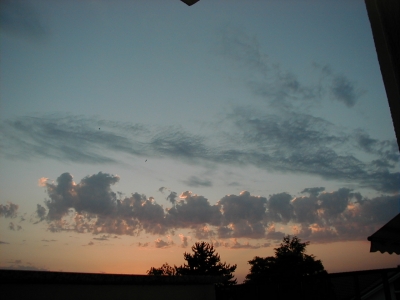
[218,27,364,109]
[228,108,399,193]
[0,0,48,40]
[31,172,400,245]
[1,115,148,164]
[183,176,212,187]
[1,113,398,193]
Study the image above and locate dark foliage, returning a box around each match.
[147,263,177,276]
[245,235,326,284]
[148,241,237,286]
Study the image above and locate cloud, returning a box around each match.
[8,260,21,264]
[93,235,109,241]
[1,113,398,193]
[158,187,168,194]
[229,239,262,249]
[166,191,178,205]
[218,28,365,109]
[330,75,360,107]
[167,191,221,228]
[267,193,294,224]
[218,28,363,109]
[154,238,173,248]
[0,264,48,271]
[217,191,267,239]
[191,225,216,239]
[178,234,189,248]
[37,172,167,235]
[0,0,48,40]
[38,177,48,187]
[229,108,399,193]
[183,176,212,187]
[0,202,19,218]
[8,222,22,231]
[34,172,400,244]
[0,241,10,244]
[150,128,209,162]
[301,187,325,197]
[265,224,286,241]
[45,172,119,220]
[0,115,148,164]
[35,204,47,222]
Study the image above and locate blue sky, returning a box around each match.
[1,0,399,282]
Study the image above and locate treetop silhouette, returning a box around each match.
[245,235,326,284]
[147,241,237,286]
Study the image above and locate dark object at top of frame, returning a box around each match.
[181,0,200,6]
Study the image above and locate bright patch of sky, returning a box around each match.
[1,0,399,283]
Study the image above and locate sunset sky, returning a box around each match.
[0,0,399,283]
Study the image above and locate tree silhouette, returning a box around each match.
[147,263,176,276]
[147,241,237,286]
[245,235,326,284]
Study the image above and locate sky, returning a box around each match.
[0,0,399,283]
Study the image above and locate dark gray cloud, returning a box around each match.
[0,202,19,218]
[267,193,294,224]
[167,191,221,227]
[330,75,359,107]
[183,176,212,187]
[158,187,168,193]
[318,188,361,218]
[0,0,48,40]
[0,241,10,244]
[166,191,178,205]
[217,191,267,239]
[33,172,400,244]
[354,130,399,166]
[35,204,47,222]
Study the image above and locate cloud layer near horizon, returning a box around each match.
[23,172,400,246]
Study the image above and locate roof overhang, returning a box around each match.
[367,213,400,254]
